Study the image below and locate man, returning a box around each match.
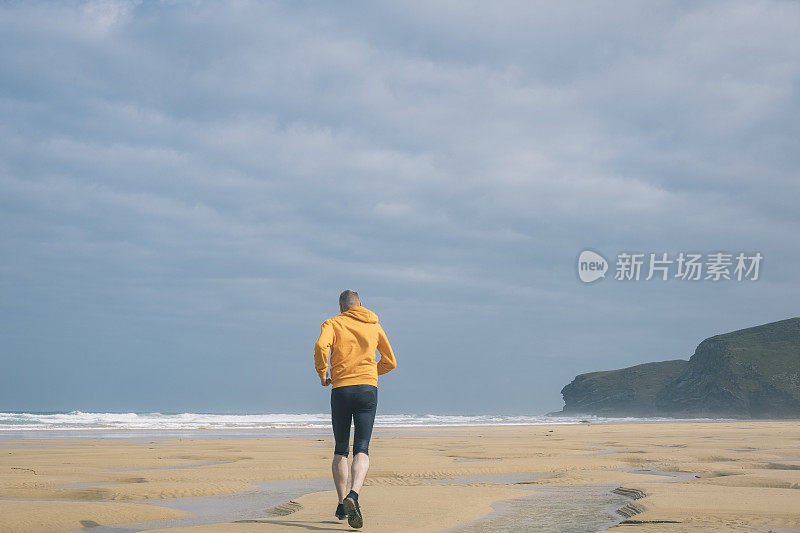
[314,290,397,529]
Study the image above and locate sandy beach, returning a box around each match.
[1,421,800,532]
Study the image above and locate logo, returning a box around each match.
[577,250,608,283]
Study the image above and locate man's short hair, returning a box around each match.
[339,290,360,310]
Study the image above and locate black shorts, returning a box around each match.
[330,384,378,457]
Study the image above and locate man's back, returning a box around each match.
[314,305,396,389]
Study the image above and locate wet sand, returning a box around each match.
[1,421,800,532]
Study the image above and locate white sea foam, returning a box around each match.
[0,411,719,431]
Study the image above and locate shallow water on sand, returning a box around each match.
[442,468,697,532]
[80,474,629,533]
[74,468,694,532]
[443,484,629,533]
[76,478,332,532]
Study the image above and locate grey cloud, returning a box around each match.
[1,0,798,414]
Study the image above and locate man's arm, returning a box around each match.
[314,321,334,386]
[376,324,397,375]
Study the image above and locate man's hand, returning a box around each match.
[320,375,331,386]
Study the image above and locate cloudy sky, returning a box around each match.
[1,1,798,415]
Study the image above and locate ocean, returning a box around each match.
[0,411,720,432]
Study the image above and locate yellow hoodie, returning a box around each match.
[314,305,397,389]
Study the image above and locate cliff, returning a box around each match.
[558,317,800,418]
[560,360,688,416]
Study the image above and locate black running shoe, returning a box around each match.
[343,494,363,529]
[335,502,348,520]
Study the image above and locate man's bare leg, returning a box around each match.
[332,454,348,503]
[350,452,369,494]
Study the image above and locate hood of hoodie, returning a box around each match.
[340,305,379,324]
